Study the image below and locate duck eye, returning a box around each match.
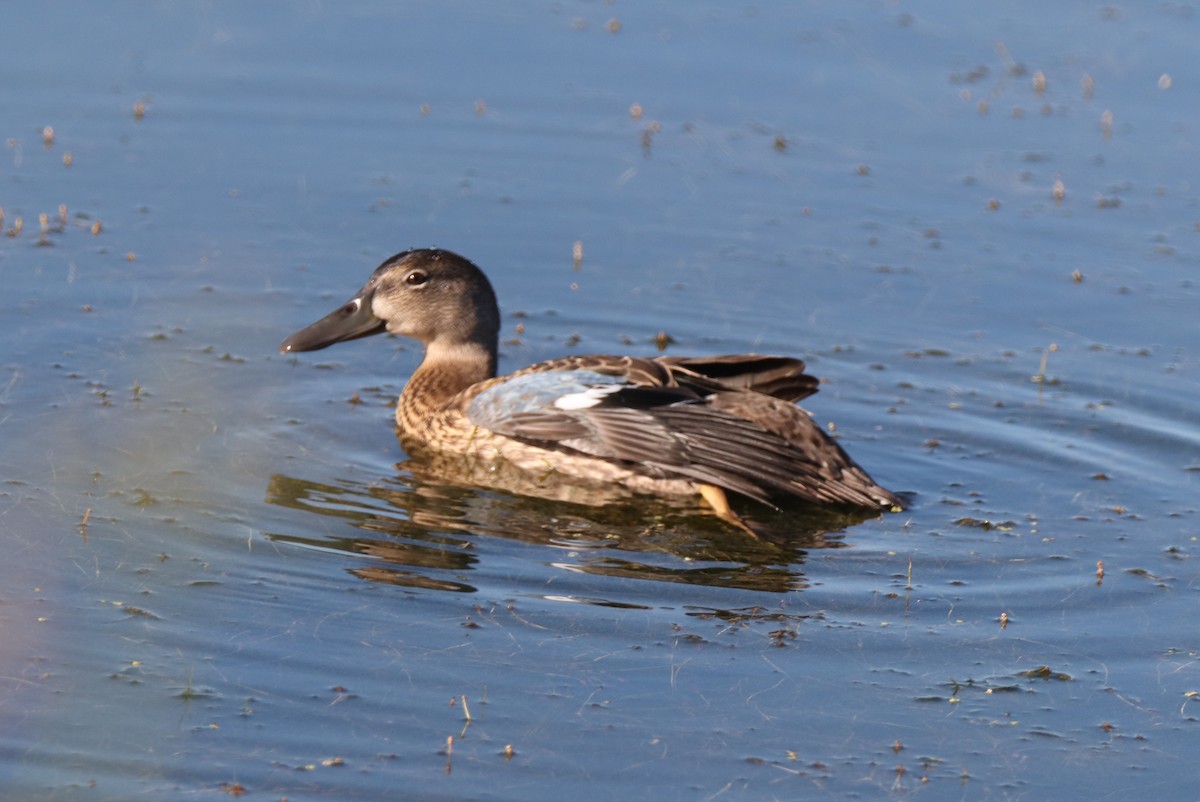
[406,271,428,286]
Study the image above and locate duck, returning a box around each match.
[280,248,902,531]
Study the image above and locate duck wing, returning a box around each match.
[465,357,899,509]
[654,354,819,402]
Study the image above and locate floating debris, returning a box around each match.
[1032,342,1058,386]
[1020,665,1072,681]
[1052,177,1066,204]
[460,694,472,722]
[122,604,160,620]
[641,120,661,152]
[954,517,1016,531]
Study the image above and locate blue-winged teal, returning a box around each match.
[281,248,902,528]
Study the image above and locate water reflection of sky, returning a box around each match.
[2,2,1199,799]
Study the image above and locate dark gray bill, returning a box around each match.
[279,295,386,353]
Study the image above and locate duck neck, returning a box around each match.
[401,339,497,412]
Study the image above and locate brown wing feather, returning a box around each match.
[655,354,820,402]
[466,354,899,509]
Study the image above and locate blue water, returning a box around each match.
[2,2,1198,799]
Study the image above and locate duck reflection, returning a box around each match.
[264,456,883,595]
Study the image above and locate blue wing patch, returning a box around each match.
[467,369,629,430]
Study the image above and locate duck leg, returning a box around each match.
[698,483,759,538]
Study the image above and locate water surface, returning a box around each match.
[2,2,1199,799]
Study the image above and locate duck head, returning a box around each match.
[279,248,501,360]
